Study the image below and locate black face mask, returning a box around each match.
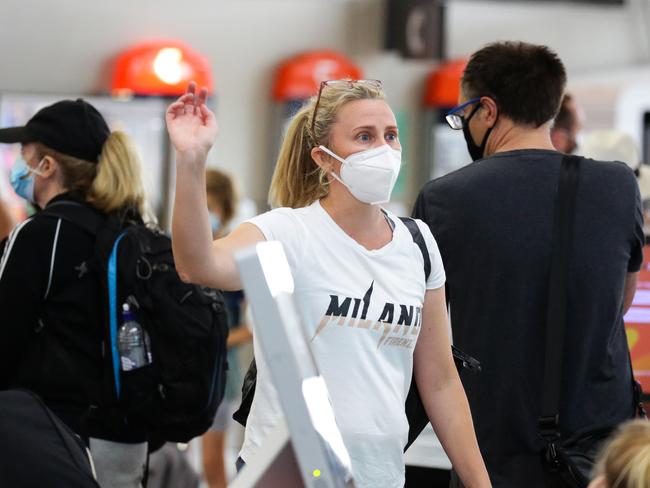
[462,103,497,162]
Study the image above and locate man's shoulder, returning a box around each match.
[422,152,635,190]
[420,157,495,198]
[578,158,639,202]
[582,157,636,179]
[420,166,462,196]
[425,150,523,186]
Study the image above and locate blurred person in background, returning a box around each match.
[588,420,650,488]
[413,41,643,487]
[583,129,650,236]
[166,81,491,488]
[202,167,252,488]
[551,93,582,154]
[643,200,650,239]
[0,199,14,240]
[0,100,153,488]
[147,443,200,488]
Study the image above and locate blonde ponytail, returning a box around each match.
[594,420,650,488]
[88,131,154,223]
[268,105,328,209]
[269,80,385,209]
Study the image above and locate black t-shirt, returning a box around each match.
[413,149,644,488]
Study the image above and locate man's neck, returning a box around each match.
[487,121,556,156]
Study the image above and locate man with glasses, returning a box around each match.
[413,41,643,487]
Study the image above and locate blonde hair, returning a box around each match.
[594,420,650,488]
[205,168,237,227]
[268,81,385,209]
[37,131,154,223]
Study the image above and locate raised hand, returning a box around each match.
[165,82,218,158]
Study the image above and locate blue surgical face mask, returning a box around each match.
[209,212,221,236]
[11,156,44,204]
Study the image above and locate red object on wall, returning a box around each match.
[272,50,363,102]
[111,40,214,97]
[423,59,467,108]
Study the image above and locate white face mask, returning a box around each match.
[319,144,401,205]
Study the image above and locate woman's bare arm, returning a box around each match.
[166,83,265,290]
[414,287,491,488]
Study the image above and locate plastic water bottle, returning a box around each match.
[118,303,152,371]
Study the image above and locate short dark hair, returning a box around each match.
[553,94,575,131]
[462,41,567,128]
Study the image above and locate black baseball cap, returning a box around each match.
[0,99,110,163]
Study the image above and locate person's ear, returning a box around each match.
[311,146,333,172]
[480,96,499,128]
[37,155,59,178]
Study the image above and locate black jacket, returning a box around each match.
[0,193,144,442]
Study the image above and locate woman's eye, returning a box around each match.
[385,132,398,142]
[357,133,371,142]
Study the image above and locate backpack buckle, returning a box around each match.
[136,257,153,280]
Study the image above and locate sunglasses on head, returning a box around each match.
[310,79,383,136]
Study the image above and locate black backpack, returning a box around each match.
[232,216,481,450]
[41,201,229,443]
[0,389,100,488]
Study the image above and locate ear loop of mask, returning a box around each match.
[29,158,47,177]
[317,146,353,190]
[318,145,346,165]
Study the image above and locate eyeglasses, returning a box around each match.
[445,98,481,130]
[310,79,383,137]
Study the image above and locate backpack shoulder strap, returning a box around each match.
[399,216,431,282]
[39,200,104,236]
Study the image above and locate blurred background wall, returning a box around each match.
[1,0,648,206]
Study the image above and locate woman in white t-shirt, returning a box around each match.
[166,81,490,488]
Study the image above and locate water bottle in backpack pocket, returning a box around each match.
[118,303,152,371]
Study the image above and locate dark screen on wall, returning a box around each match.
[385,0,445,60]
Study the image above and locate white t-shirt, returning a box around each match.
[240,200,445,488]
